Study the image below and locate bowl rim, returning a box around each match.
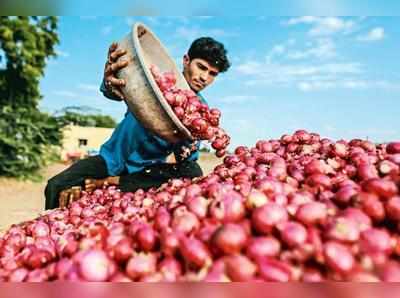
[132,22,193,142]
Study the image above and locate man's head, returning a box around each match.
[183,37,230,93]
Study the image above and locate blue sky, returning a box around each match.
[39,16,400,150]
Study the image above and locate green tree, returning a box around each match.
[55,106,117,128]
[0,16,62,179]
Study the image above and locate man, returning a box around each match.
[44,37,231,210]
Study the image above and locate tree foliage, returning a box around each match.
[0,16,62,179]
[55,106,117,128]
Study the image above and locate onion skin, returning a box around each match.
[211,224,248,255]
[323,241,355,275]
[180,236,211,268]
[387,142,400,154]
[225,254,257,281]
[78,250,112,282]
[295,202,327,226]
[252,203,288,234]
[126,253,157,281]
[258,259,293,282]
[386,196,400,221]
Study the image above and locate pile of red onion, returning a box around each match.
[150,65,230,158]
[1,130,400,281]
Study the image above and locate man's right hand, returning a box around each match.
[104,42,129,101]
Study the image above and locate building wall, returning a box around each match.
[61,124,114,161]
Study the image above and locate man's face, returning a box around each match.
[182,55,220,93]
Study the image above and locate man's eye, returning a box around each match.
[198,64,207,70]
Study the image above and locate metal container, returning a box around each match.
[116,22,193,143]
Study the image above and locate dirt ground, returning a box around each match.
[0,153,220,233]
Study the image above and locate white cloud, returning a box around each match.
[174,26,237,42]
[286,16,319,25]
[219,95,259,104]
[265,38,299,63]
[271,45,286,55]
[285,17,355,36]
[236,58,366,89]
[144,17,160,26]
[237,61,362,79]
[179,17,191,24]
[357,27,385,42]
[296,79,399,92]
[78,84,100,92]
[236,61,263,75]
[342,80,368,89]
[125,17,136,26]
[324,124,337,132]
[287,38,336,60]
[53,90,78,98]
[56,50,70,58]
[101,26,113,36]
[297,81,336,92]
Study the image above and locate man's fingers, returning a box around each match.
[110,49,127,61]
[110,60,129,72]
[108,77,126,87]
[58,190,68,208]
[108,42,118,56]
[86,185,95,192]
[111,88,125,100]
[67,193,74,207]
[105,61,128,77]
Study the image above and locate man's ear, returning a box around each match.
[183,54,190,67]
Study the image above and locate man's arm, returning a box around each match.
[101,42,129,101]
[173,141,201,164]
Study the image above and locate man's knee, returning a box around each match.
[181,161,203,178]
[45,176,62,191]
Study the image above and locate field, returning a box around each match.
[0,153,220,233]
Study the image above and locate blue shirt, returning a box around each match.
[99,80,205,176]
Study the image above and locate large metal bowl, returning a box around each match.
[116,22,193,143]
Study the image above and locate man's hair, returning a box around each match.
[187,37,231,73]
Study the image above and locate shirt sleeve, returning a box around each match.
[100,78,122,101]
[173,140,200,163]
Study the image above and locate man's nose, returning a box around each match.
[200,71,208,82]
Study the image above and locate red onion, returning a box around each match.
[211,223,248,255]
[78,249,113,281]
[112,238,133,263]
[258,258,293,281]
[136,225,157,252]
[180,236,211,268]
[171,210,200,234]
[158,257,182,281]
[246,236,281,260]
[279,221,307,247]
[323,241,355,275]
[126,253,157,280]
[252,203,288,234]
[160,230,179,257]
[362,178,398,199]
[209,190,245,223]
[326,217,360,243]
[225,254,257,281]
[295,202,327,226]
[387,142,400,154]
[386,196,400,221]
[360,228,392,255]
